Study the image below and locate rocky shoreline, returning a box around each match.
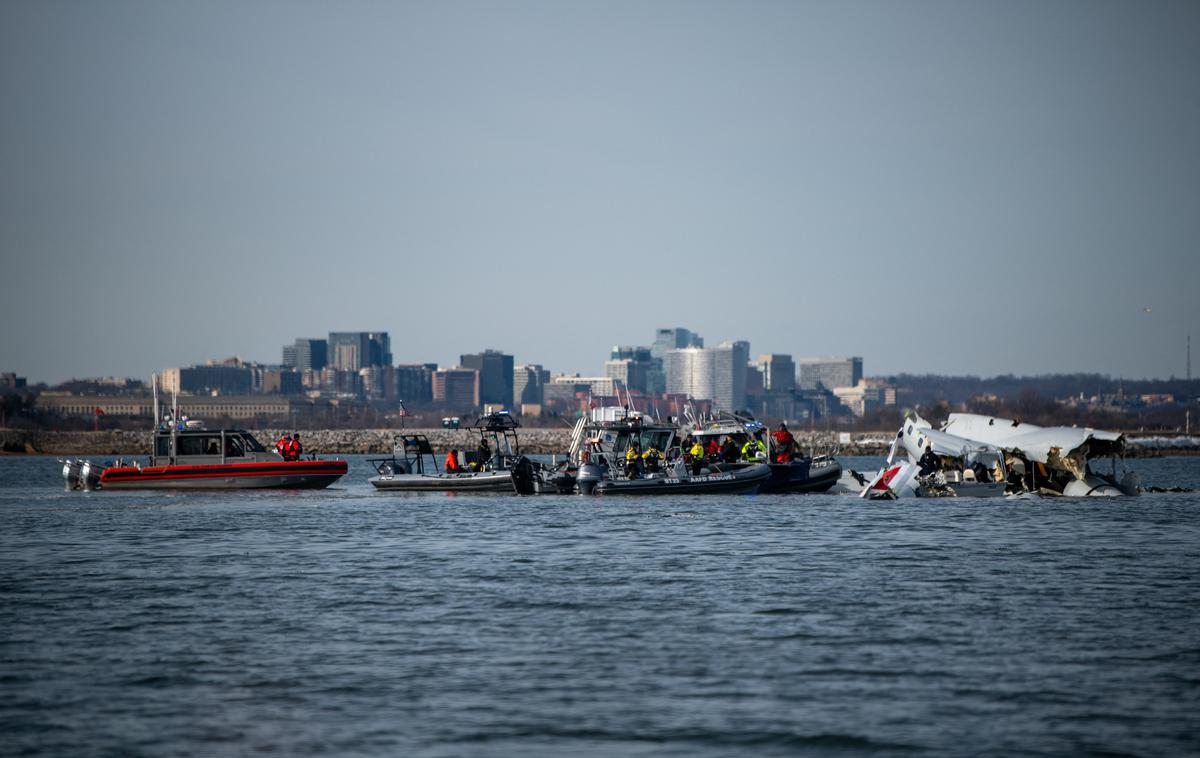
[2,428,1193,458]
[0,428,896,457]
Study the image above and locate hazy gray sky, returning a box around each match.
[2,0,1197,384]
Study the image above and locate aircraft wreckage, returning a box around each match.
[862,412,1140,499]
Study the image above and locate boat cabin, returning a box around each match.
[151,428,274,466]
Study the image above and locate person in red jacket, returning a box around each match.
[772,424,797,463]
[706,437,721,459]
[287,433,303,461]
[445,449,461,473]
[276,434,290,458]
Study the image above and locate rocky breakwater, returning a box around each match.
[262,428,575,456]
[2,427,893,457]
[0,428,577,456]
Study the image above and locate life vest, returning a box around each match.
[445,451,459,472]
[689,443,705,460]
[276,436,289,455]
[286,438,301,460]
[741,439,766,460]
[625,447,639,463]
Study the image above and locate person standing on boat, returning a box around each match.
[477,437,492,470]
[772,423,797,463]
[276,434,290,458]
[721,437,739,464]
[445,448,461,473]
[288,434,303,461]
[625,442,641,479]
[689,439,706,475]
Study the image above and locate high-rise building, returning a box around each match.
[664,341,748,410]
[798,356,863,391]
[0,373,26,392]
[514,364,550,405]
[652,328,703,359]
[293,339,327,372]
[432,368,479,409]
[261,368,304,395]
[162,364,252,395]
[328,332,391,372]
[607,345,654,393]
[665,347,714,403]
[650,329,702,395]
[713,340,749,411]
[460,350,514,407]
[394,364,436,406]
[604,359,648,395]
[756,353,796,393]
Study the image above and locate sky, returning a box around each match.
[2,0,1197,384]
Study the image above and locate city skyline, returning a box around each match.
[4,325,1199,387]
[2,2,1198,383]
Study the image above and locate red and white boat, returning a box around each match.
[64,427,347,491]
[61,376,347,491]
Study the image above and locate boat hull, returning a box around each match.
[369,471,515,492]
[760,459,843,494]
[593,463,771,495]
[98,460,348,490]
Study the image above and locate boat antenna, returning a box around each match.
[152,373,159,430]
[622,381,637,415]
[171,383,179,465]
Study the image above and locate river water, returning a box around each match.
[2,455,1199,757]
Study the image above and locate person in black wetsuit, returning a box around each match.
[917,445,941,477]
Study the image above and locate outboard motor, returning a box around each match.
[510,456,537,495]
[61,459,83,490]
[79,460,103,491]
[576,460,604,495]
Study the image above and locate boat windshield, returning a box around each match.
[239,432,268,452]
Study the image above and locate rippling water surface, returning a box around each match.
[2,455,1199,756]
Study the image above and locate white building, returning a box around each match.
[664,341,749,410]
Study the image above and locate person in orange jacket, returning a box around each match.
[445,449,461,473]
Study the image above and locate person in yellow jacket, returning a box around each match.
[689,440,705,475]
[624,442,641,479]
[641,445,662,473]
[741,435,767,462]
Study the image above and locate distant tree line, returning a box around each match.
[881,373,1200,407]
